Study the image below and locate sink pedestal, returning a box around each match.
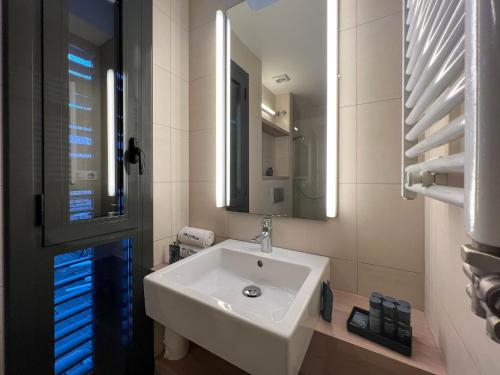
[163,326,190,360]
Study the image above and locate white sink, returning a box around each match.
[144,239,329,375]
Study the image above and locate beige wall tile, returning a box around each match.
[339,106,356,184]
[430,303,481,375]
[187,0,423,323]
[189,21,215,80]
[154,0,171,16]
[330,258,357,293]
[153,65,171,126]
[153,237,172,265]
[189,128,215,182]
[172,182,190,234]
[231,32,261,82]
[339,28,356,107]
[357,13,402,104]
[228,212,263,241]
[275,157,289,177]
[357,0,401,25]
[190,0,225,30]
[215,235,229,244]
[190,76,215,130]
[274,137,288,159]
[357,99,401,183]
[358,263,424,309]
[190,181,229,237]
[172,20,189,81]
[171,129,189,182]
[172,0,189,29]
[153,125,172,183]
[424,198,437,314]
[273,184,356,260]
[340,0,357,31]
[153,182,172,241]
[428,202,500,375]
[171,74,189,131]
[153,6,171,71]
[357,184,424,273]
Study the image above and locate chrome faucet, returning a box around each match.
[251,217,273,253]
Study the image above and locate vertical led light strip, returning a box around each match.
[215,10,226,207]
[225,17,232,206]
[107,69,116,197]
[326,0,339,218]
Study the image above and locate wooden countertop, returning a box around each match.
[309,290,446,375]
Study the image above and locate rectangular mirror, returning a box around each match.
[218,0,337,221]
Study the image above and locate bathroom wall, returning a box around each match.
[189,0,425,308]
[425,121,500,372]
[152,0,190,359]
[152,0,190,266]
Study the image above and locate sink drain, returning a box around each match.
[242,285,262,298]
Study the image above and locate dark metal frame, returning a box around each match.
[3,0,153,373]
[43,0,139,246]
[227,61,249,213]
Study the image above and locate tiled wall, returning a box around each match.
[189,0,425,308]
[425,117,499,373]
[152,0,190,359]
[152,0,190,266]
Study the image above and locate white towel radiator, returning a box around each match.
[402,0,500,342]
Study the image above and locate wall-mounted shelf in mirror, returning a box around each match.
[262,176,289,181]
[262,118,289,137]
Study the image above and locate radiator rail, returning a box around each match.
[402,0,500,343]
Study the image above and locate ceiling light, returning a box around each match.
[261,103,276,116]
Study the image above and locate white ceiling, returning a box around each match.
[228,0,327,110]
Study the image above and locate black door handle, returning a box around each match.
[128,137,145,175]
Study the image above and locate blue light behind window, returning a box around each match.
[70,198,93,213]
[69,124,93,133]
[54,248,94,375]
[69,212,93,222]
[69,103,92,111]
[69,70,93,81]
[68,53,94,68]
[69,152,94,159]
[69,135,93,146]
[70,190,94,197]
[69,212,93,221]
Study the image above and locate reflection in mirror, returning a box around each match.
[68,0,125,221]
[225,0,333,220]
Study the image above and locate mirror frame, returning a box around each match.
[215,1,339,218]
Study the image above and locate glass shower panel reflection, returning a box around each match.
[68,0,124,222]
[54,239,133,375]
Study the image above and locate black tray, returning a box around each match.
[346,306,412,357]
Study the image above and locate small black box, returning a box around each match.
[346,306,412,356]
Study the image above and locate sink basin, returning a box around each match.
[144,239,329,375]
